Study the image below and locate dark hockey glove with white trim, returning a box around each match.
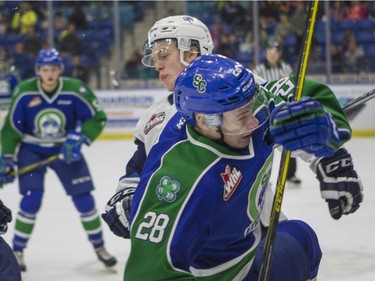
[0,200,12,234]
[102,188,135,239]
[102,186,135,239]
[316,148,363,220]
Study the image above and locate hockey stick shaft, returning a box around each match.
[342,88,375,112]
[258,1,319,280]
[10,154,61,177]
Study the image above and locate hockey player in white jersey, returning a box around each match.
[102,15,214,233]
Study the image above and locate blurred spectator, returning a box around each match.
[59,50,73,77]
[330,43,343,73]
[123,49,142,79]
[275,13,292,40]
[58,22,82,55]
[23,26,42,57]
[341,30,356,53]
[330,1,348,21]
[10,2,38,34]
[217,33,237,59]
[346,1,368,20]
[343,39,367,73]
[12,42,34,79]
[220,1,246,30]
[0,11,8,35]
[210,19,225,51]
[290,2,307,55]
[69,3,88,30]
[71,54,90,83]
[259,1,281,22]
[0,46,10,61]
[368,1,375,21]
[54,11,67,31]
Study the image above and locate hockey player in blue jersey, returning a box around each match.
[0,48,116,271]
[118,54,362,280]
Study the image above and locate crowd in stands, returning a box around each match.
[122,1,375,79]
[0,1,147,84]
[0,1,374,85]
[206,1,374,74]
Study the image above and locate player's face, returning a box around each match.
[144,39,193,91]
[37,65,61,90]
[220,101,260,148]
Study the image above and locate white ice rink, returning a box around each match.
[1,137,374,281]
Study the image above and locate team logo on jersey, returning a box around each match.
[156,176,181,203]
[144,112,166,135]
[221,165,243,201]
[28,96,42,108]
[33,108,66,139]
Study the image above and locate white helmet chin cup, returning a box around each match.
[143,15,214,67]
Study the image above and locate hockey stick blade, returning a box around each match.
[342,88,375,112]
[339,88,375,121]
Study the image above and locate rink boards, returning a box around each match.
[96,84,375,139]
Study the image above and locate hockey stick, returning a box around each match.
[9,154,62,177]
[258,1,319,280]
[342,88,375,113]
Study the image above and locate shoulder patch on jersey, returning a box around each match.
[28,96,42,108]
[144,112,166,135]
[156,176,181,203]
[221,165,243,201]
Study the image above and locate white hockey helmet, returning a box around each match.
[142,15,214,67]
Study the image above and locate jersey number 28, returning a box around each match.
[135,211,170,243]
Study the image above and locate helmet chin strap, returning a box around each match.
[179,51,189,67]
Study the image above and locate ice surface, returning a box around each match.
[1,138,374,280]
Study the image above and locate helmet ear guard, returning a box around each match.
[203,114,222,130]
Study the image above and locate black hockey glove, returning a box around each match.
[0,200,12,235]
[316,148,363,220]
[101,187,135,239]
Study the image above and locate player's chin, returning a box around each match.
[226,134,252,149]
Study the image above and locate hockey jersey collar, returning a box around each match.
[186,125,255,160]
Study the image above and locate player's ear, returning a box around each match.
[195,113,207,128]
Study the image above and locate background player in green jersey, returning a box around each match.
[0,48,116,272]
